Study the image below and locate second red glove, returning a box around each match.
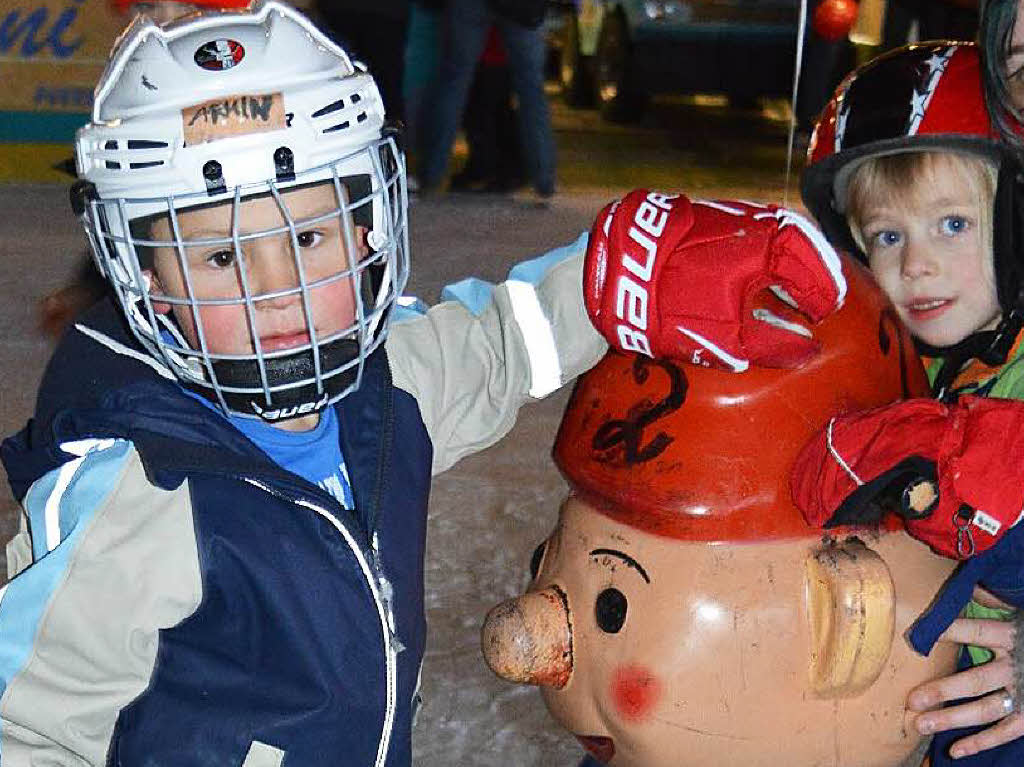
[791,395,1024,559]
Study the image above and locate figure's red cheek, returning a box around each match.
[611,664,661,722]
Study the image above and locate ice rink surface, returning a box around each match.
[0,181,780,765]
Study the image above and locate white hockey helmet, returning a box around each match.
[72,0,408,421]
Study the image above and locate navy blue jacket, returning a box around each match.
[1,299,431,766]
[0,239,602,765]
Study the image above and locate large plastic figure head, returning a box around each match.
[72,0,407,422]
[481,255,957,766]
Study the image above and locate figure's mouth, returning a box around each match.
[575,735,615,764]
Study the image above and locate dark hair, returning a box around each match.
[981,0,1024,157]
[127,214,159,270]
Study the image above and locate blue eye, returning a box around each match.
[940,215,969,235]
[872,230,901,247]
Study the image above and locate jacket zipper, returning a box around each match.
[242,477,398,767]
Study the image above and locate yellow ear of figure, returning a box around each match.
[806,538,896,698]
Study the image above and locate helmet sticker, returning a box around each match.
[194,39,245,71]
[182,92,286,146]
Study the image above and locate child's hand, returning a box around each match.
[582,189,846,372]
[905,590,1023,760]
[791,395,1024,560]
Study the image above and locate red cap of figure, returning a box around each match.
[553,254,928,542]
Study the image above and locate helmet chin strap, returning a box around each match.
[920,306,1024,401]
[202,337,363,421]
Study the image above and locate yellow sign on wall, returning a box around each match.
[0,0,124,180]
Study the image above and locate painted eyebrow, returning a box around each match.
[589,548,650,584]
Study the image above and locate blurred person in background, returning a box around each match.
[449,25,524,194]
[418,0,555,200]
[881,0,978,50]
[316,0,410,125]
[108,0,250,23]
[403,0,445,178]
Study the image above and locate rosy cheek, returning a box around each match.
[313,280,357,328]
[188,304,248,353]
[610,663,661,723]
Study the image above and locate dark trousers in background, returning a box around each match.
[316,9,409,125]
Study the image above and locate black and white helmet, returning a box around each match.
[72,0,408,420]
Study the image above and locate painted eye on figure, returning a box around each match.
[529,541,547,580]
[595,587,627,634]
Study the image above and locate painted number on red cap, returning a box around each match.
[194,39,245,71]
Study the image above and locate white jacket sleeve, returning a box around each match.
[0,440,202,765]
[386,233,607,475]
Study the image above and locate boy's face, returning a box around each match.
[857,172,1000,349]
[146,183,362,361]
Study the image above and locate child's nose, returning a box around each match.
[249,242,302,307]
[900,239,936,279]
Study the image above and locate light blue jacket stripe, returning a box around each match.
[440,232,589,317]
[507,232,588,284]
[0,441,133,702]
[22,471,61,564]
[439,279,495,318]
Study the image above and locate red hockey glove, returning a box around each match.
[791,395,1024,560]
[583,189,847,371]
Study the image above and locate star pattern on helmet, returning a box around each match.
[908,47,955,136]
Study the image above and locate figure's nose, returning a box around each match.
[480,586,573,689]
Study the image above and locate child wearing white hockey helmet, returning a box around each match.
[0,2,843,765]
[793,41,1024,766]
[0,3,605,763]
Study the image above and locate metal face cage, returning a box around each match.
[77,135,409,421]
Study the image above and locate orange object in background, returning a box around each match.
[813,0,860,41]
[482,254,957,766]
[109,0,250,11]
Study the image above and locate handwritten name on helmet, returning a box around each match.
[611,191,680,356]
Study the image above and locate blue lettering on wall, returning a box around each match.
[0,0,85,59]
[34,84,92,107]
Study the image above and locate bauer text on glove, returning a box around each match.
[582,189,847,372]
